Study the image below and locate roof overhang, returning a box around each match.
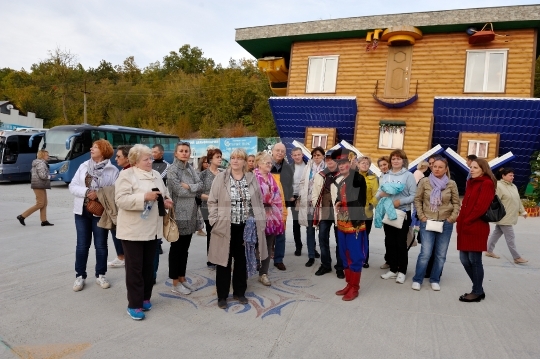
[236,5,540,59]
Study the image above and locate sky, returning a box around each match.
[2,0,538,71]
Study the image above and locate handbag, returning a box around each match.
[481,195,506,222]
[426,219,444,233]
[86,199,104,216]
[163,206,179,242]
[382,209,406,229]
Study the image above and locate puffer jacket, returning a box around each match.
[167,158,202,235]
[30,159,50,189]
[374,182,405,228]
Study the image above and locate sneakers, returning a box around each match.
[380,263,390,269]
[142,300,152,311]
[412,282,421,291]
[16,215,25,226]
[171,283,191,295]
[180,281,197,292]
[431,283,441,291]
[259,274,271,286]
[96,275,110,289]
[73,276,85,292]
[127,307,145,320]
[485,252,500,259]
[108,257,125,268]
[514,257,528,264]
[396,272,406,284]
[381,271,397,279]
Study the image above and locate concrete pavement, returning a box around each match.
[1,182,539,359]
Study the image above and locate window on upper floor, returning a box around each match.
[379,121,405,150]
[468,140,489,158]
[311,134,328,149]
[306,56,339,93]
[464,49,508,93]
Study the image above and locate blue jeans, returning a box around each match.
[110,229,124,256]
[318,219,343,270]
[273,233,286,264]
[413,221,453,284]
[74,207,108,279]
[459,251,484,295]
[306,214,316,259]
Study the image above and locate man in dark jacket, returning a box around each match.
[270,143,294,270]
[152,144,169,185]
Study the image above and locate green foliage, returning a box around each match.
[0,45,277,138]
[528,150,540,203]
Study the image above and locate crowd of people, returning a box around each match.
[16,139,531,319]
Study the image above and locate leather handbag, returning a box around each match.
[86,199,104,216]
[382,209,406,229]
[481,195,506,222]
[426,219,444,233]
[163,206,179,242]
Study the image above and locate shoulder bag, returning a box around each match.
[481,195,506,222]
[382,208,406,229]
[163,206,179,242]
[86,199,104,216]
[426,219,444,233]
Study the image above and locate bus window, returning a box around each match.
[2,136,19,164]
[141,135,152,146]
[91,130,106,143]
[105,132,125,148]
[127,134,140,145]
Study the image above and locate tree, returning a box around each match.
[162,44,215,75]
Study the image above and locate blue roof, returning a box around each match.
[268,97,357,160]
[432,97,540,189]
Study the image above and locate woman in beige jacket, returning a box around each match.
[115,144,173,320]
[486,167,528,264]
[207,148,267,310]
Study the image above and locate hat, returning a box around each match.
[325,149,335,158]
[331,148,351,162]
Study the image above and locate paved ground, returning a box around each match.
[1,182,539,359]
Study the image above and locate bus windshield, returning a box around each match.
[40,129,75,161]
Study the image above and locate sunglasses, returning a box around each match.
[177,141,190,147]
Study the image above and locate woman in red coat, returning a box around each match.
[456,158,496,302]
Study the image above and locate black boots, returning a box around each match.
[17,215,25,226]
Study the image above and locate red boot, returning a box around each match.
[335,269,351,296]
[342,271,361,301]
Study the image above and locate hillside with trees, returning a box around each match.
[0,45,276,138]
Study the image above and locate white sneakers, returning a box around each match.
[171,283,191,295]
[73,276,85,292]
[412,282,421,291]
[96,275,111,289]
[396,273,406,284]
[431,283,441,291]
[381,271,397,279]
[259,274,271,286]
[107,258,125,268]
[180,281,197,292]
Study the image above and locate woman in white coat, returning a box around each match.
[298,146,326,267]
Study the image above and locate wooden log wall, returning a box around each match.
[304,127,337,151]
[286,29,536,163]
[458,132,500,161]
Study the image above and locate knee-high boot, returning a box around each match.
[335,269,351,296]
[342,271,360,301]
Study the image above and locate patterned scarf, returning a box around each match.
[87,159,109,190]
[429,173,449,212]
[254,168,284,235]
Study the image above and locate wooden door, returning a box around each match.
[384,46,413,98]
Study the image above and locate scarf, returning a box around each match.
[243,217,258,278]
[429,173,449,212]
[87,159,109,190]
[254,168,284,235]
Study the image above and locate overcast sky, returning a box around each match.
[2,0,538,71]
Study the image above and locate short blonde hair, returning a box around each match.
[254,151,272,168]
[230,148,248,172]
[358,156,372,166]
[37,149,48,160]
[417,161,429,172]
[128,144,152,166]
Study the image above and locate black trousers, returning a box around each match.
[289,197,302,251]
[383,211,412,274]
[216,223,247,300]
[364,219,373,264]
[122,239,157,309]
[168,234,193,278]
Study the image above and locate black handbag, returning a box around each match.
[481,195,506,222]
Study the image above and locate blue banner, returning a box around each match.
[220,137,258,162]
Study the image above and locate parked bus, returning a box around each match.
[0,128,47,182]
[42,124,179,183]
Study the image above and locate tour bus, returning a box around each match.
[0,128,48,182]
[43,124,179,183]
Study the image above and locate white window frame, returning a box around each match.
[378,126,405,150]
[468,140,489,158]
[311,134,328,149]
[306,56,339,93]
[464,49,508,93]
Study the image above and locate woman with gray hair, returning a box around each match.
[208,148,267,309]
[167,141,203,295]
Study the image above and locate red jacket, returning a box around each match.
[456,175,495,252]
